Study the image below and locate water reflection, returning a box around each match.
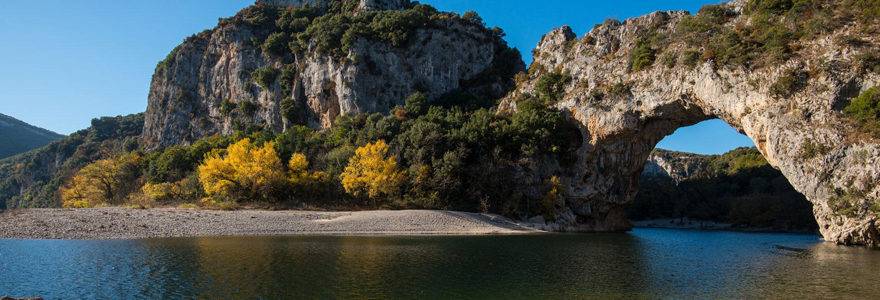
[1,230,877,299]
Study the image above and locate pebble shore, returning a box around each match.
[0,208,541,240]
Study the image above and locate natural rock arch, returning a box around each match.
[503,10,880,246]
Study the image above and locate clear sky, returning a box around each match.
[0,0,754,155]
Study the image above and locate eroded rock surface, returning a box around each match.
[144,2,520,148]
[503,3,880,246]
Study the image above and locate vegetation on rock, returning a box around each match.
[672,0,879,70]
[844,86,880,138]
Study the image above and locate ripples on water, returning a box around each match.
[1,229,878,299]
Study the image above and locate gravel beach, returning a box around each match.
[0,208,541,240]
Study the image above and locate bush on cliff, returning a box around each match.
[844,86,880,138]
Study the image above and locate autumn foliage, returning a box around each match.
[340,140,405,206]
[61,154,144,208]
[198,138,287,202]
[197,138,326,204]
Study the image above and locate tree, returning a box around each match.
[287,153,330,199]
[404,92,428,116]
[340,140,406,206]
[462,11,484,25]
[61,153,144,208]
[198,138,287,203]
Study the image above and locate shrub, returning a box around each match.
[279,64,297,97]
[828,188,871,217]
[745,0,796,15]
[844,86,880,137]
[158,45,181,74]
[769,70,807,98]
[607,82,633,99]
[676,4,730,44]
[857,53,880,74]
[238,101,259,116]
[252,66,279,88]
[262,32,290,57]
[662,53,677,68]
[798,138,830,159]
[844,0,880,23]
[708,31,752,67]
[535,71,572,104]
[682,50,703,68]
[221,99,235,117]
[845,87,880,121]
[629,37,657,72]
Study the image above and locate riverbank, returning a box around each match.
[0,208,542,240]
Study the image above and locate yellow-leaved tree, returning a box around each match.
[198,138,286,203]
[61,153,144,208]
[287,153,330,199]
[340,140,405,207]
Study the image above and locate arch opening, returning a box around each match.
[628,119,819,233]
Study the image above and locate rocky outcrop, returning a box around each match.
[503,2,880,246]
[255,0,410,11]
[144,3,520,148]
[355,0,410,11]
[642,149,710,182]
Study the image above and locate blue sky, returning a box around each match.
[0,0,753,154]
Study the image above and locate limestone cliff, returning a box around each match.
[503,1,880,246]
[642,149,710,182]
[143,0,521,148]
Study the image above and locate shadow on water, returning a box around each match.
[0,229,877,299]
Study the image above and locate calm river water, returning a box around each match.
[1,228,878,299]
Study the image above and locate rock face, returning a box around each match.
[503,3,880,246]
[642,149,710,183]
[143,3,519,148]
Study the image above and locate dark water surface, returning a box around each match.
[1,229,878,299]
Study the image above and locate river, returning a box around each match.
[1,228,877,299]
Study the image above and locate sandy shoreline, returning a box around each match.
[0,208,542,240]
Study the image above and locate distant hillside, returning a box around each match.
[0,113,144,209]
[0,113,65,159]
[633,147,817,232]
